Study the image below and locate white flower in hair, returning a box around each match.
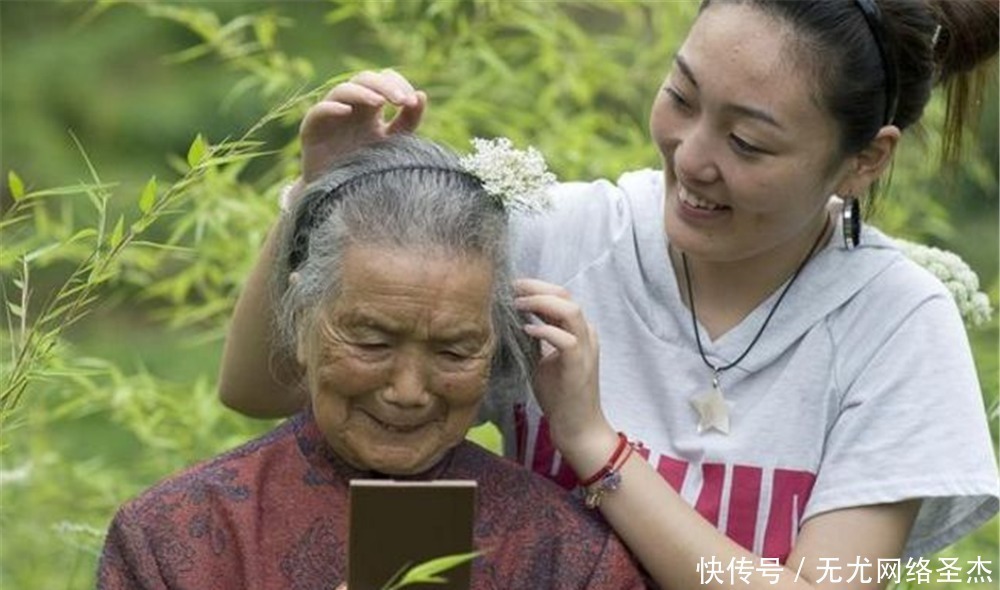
[460,137,556,214]
[895,238,994,328]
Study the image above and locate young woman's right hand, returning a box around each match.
[300,69,426,184]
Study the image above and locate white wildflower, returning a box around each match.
[460,137,556,214]
[895,238,994,328]
[53,520,106,539]
[0,461,32,485]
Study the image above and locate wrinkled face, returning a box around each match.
[649,3,854,263]
[298,245,496,475]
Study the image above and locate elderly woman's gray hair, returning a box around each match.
[274,134,534,417]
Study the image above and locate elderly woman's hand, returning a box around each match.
[514,279,615,455]
[299,69,426,185]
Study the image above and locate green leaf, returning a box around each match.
[139,176,157,213]
[8,171,24,201]
[387,551,482,590]
[109,214,125,249]
[69,228,99,243]
[6,301,24,318]
[254,17,276,49]
[24,242,61,263]
[187,134,207,168]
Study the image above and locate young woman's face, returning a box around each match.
[650,3,853,263]
[300,245,496,476]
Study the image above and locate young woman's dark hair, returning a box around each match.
[701,0,998,164]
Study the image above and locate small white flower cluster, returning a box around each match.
[0,461,31,485]
[460,137,556,214]
[895,238,994,328]
[53,520,106,539]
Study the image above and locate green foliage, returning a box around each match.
[7,171,25,202]
[1,1,996,588]
[383,551,482,590]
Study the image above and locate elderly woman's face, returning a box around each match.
[298,245,496,475]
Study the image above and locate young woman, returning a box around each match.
[218,1,999,588]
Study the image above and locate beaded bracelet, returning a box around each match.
[581,432,634,509]
[584,443,634,509]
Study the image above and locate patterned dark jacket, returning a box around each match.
[98,410,649,589]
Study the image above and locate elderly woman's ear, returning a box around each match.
[288,271,309,366]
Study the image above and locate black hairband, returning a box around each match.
[854,0,899,125]
[286,164,483,271]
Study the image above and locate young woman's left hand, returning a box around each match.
[514,278,612,453]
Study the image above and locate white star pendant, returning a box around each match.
[690,383,731,435]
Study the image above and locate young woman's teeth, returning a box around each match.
[679,186,723,210]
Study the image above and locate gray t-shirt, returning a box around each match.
[505,168,998,560]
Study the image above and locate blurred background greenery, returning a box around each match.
[1,1,996,588]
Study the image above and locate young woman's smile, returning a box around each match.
[650,4,851,267]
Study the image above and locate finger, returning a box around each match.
[523,322,578,353]
[380,68,418,105]
[323,81,388,108]
[514,278,572,299]
[352,70,413,105]
[299,101,354,136]
[516,294,590,338]
[387,90,426,134]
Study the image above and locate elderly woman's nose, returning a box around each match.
[381,353,432,406]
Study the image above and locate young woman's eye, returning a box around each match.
[664,87,692,111]
[729,134,767,156]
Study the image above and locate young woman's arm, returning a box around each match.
[515,278,919,590]
[218,216,305,417]
[218,71,426,417]
[590,440,917,590]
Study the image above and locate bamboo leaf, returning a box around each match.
[24,243,62,264]
[109,215,125,249]
[139,176,157,213]
[69,228,99,243]
[254,17,277,49]
[6,302,24,318]
[8,171,25,201]
[387,551,482,590]
[187,134,207,168]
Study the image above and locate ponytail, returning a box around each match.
[926,0,999,163]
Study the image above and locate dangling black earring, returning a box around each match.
[842,196,861,249]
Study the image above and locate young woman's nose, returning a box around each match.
[673,122,721,186]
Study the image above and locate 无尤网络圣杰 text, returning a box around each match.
[696,555,993,585]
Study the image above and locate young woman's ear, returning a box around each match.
[837,125,901,196]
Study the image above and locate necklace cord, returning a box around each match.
[682,215,831,374]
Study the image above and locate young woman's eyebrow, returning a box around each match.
[674,54,699,88]
[675,53,783,130]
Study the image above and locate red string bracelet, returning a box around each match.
[583,436,635,509]
[579,432,629,487]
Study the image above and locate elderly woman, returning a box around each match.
[97,136,646,589]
